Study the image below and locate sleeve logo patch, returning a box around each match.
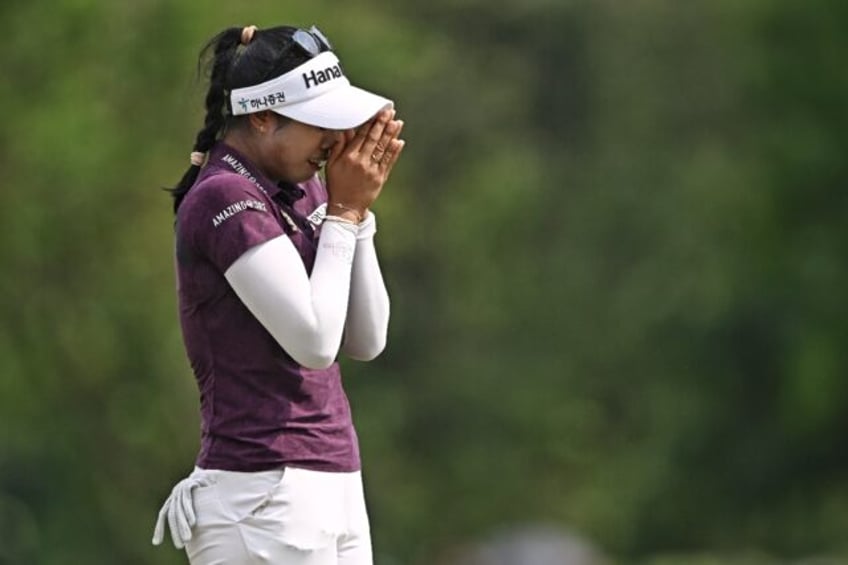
[212,199,267,227]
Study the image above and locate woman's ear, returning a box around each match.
[247,110,276,134]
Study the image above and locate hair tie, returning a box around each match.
[241,25,258,45]
[190,151,206,167]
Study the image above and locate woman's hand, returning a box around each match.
[325,108,405,221]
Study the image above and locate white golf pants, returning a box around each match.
[184,466,372,565]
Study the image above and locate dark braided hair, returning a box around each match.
[169,25,314,213]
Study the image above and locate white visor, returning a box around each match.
[229,51,393,129]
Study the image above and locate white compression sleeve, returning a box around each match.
[224,220,358,370]
[342,212,390,360]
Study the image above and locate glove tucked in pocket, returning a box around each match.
[151,471,214,549]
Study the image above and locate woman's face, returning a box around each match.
[256,116,341,184]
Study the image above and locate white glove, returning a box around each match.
[151,473,213,549]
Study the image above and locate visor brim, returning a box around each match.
[272,84,393,130]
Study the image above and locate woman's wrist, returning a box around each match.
[327,201,366,224]
[355,210,377,240]
[323,214,359,232]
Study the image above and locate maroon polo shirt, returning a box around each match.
[174,141,359,472]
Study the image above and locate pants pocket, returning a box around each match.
[243,468,344,551]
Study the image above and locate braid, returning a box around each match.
[169,27,243,213]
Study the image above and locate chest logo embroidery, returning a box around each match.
[212,199,267,227]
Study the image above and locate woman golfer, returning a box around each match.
[151,23,404,565]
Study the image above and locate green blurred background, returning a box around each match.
[1,0,846,563]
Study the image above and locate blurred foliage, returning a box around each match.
[1,0,846,564]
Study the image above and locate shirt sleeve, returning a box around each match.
[341,211,390,361]
[224,220,359,369]
[181,175,285,272]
